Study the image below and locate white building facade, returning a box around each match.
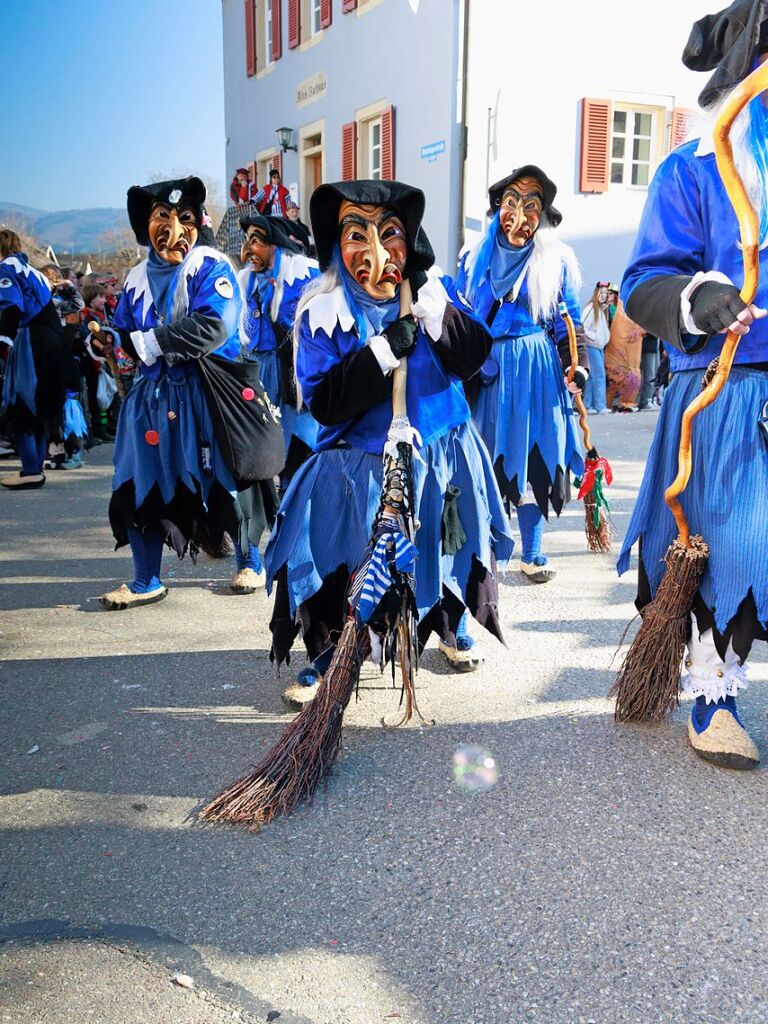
[222,0,707,292]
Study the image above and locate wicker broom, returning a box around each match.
[610,60,767,722]
[200,281,418,828]
[560,302,613,552]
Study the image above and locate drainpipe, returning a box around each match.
[454,0,470,268]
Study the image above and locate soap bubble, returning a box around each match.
[452,744,497,792]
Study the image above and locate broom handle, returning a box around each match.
[391,279,413,418]
[88,320,126,401]
[560,302,593,454]
[664,61,768,547]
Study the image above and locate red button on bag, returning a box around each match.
[144,430,160,446]
[241,387,255,401]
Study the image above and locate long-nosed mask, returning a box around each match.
[497,176,544,248]
[148,203,199,265]
[241,224,274,272]
[338,201,408,300]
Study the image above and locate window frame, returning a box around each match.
[609,103,664,191]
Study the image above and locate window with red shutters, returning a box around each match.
[669,107,692,151]
[288,0,300,48]
[579,98,611,193]
[342,0,357,11]
[244,0,257,76]
[271,151,283,179]
[380,106,395,180]
[320,0,332,28]
[342,122,357,181]
[271,0,282,60]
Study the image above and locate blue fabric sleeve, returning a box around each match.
[187,256,241,338]
[296,317,344,409]
[112,288,137,332]
[0,267,24,316]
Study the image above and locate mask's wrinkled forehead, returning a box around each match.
[338,201,401,234]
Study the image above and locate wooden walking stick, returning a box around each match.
[200,280,425,829]
[88,320,126,400]
[560,301,613,552]
[610,59,767,723]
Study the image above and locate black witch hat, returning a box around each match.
[127,176,207,247]
[309,180,435,274]
[488,165,562,228]
[683,0,768,108]
[239,212,302,254]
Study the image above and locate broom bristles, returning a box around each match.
[200,618,371,828]
[610,535,709,722]
[584,491,612,553]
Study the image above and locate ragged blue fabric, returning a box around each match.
[0,255,51,329]
[258,349,318,453]
[265,419,514,620]
[472,331,583,502]
[62,390,88,441]
[618,366,768,635]
[1,327,37,416]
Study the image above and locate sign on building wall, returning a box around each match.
[296,71,327,108]
[421,140,446,162]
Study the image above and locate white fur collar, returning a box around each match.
[304,276,448,340]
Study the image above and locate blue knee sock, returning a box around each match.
[692,694,742,731]
[455,610,475,651]
[235,542,263,573]
[17,432,45,476]
[517,502,547,566]
[127,528,165,593]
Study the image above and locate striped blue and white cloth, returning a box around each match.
[355,530,418,624]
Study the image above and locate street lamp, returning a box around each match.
[276,126,297,153]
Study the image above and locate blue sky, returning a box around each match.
[0,0,225,212]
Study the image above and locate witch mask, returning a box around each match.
[241,224,273,272]
[338,201,408,300]
[498,176,544,248]
[148,203,199,265]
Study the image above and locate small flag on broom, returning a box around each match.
[200,281,427,829]
[559,301,613,552]
[610,59,767,722]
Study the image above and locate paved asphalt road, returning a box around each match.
[1,411,767,1024]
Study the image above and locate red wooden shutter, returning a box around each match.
[244,0,257,76]
[579,98,611,193]
[271,0,282,60]
[248,160,258,188]
[342,122,357,181]
[288,0,300,48]
[380,106,395,180]
[342,0,357,11]
[320,0,332,28]
[272,151,283,178]
[669,107,692,150]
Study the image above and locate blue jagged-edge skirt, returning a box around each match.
[264,418,515,664]
[473,330,583,517]
[618,365,768,660]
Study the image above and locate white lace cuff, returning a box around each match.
[680,271,733,335]
[130,328,162,366]
[368,335,400,375]
[681,627,748,704]
[410,275,449,341]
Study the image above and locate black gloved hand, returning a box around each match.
[571,366,589,391]
[383,314,417,359]
[689,281,748,335]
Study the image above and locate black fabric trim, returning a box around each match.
[625,275,711,355]
[432,304,492,381]
[636,540,768,662]
[153,314,228,360]
[492,444,570,519]
[307,343,393,426]
[485,300,502,329]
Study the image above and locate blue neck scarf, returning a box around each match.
[146,247,182,321]
[490,230,534,300]
[338,260,400,339]
[254,246,282,314]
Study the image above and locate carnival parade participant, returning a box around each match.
[238,213,320,477]
[618,0,768,769]
[93,176,281,609]
[0,229,69,490]
[456,166,588,585]
[264,179,514,704]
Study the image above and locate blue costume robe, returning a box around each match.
[108,244,248,555]
[619,137,768,660]
[237,248,320,461]
[264,273,514,663]
[455,225,585,516]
